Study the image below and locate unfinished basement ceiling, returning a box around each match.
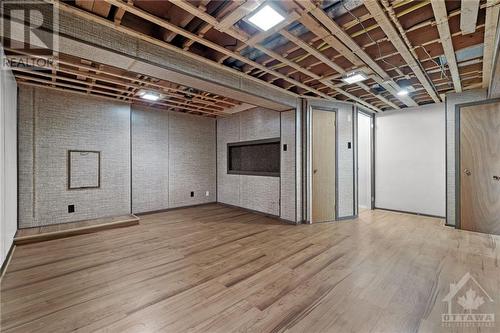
[5,50,243,117]
[51,0,496,112]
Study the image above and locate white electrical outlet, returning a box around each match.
[205,191,210,197]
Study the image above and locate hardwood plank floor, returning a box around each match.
[1,204,499,332]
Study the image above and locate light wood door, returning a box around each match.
[460,101,500,235]
[312,109,336,222]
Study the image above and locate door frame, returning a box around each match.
[307,106,338,223]
[455,97,500,229]
[357,110,375,210]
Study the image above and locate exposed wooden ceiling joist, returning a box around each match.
[299,1,417,107]
[461,0,481,34]
[162,0,383,111]
[365,0,442,101]
[430,1,462,93]
[19,0,490,112]
[5,49,242,116]
[483,0,500,88]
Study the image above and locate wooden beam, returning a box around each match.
[102,0,330,99]
[280,30,399,109]
[298,14,363,68]
[461,0,480,34]
[168,0,383,110]
[8,54,232,110]
[14,75,225,115]
[301,3,417,107]
[483,0,500,88]
[365,0,442,100]
[214,0,262,31]
[430,0,462,92]
[45,0,299,108]
[6,48,238,110]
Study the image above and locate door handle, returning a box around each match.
[464,168,472,176]
[494,176,500,181]
[313,169,318,174]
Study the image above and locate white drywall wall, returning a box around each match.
[358,113,372,209]
[1,47,18,267]
[375,103,445,217]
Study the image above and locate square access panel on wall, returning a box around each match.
[68,150,101,189]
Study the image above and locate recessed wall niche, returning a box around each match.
[227,138,280,177]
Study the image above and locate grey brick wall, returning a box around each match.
[131,106,170,213]
[168,111,216,208]
[131,105,216,213]
[18,86,131,228]
[280,110,296,222]
[217,107,289,216]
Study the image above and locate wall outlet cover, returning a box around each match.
[205,191,210,196]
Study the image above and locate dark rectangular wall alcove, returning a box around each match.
[227,138,280,177]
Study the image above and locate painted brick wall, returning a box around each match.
[132,105,216,213]
[131,106,169,213]
[168,111,216,208]
[217,107,293,217]
[18,86,131,228]
[280,110,296,221]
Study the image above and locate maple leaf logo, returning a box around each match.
[457,289,485,313]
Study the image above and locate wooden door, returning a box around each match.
[312,109,336,222]
[460,101,500,235]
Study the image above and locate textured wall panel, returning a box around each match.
[217,107,292,216]
[239,107,280,141]
[337,107,355,217]
[445,89,486,226]
[168,112,216,208]
[18,86,131,228]
[280,110,296,221]
[132,106,169,213]
[217,115,241,207]
[240,176,280,215]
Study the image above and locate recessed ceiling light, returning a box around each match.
[141,92,161,101]
[248,5,285,31]
[397,89,409,96]
[341,71,368,84]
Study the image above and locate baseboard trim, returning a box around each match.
[217,202,297,225]
[14,215,139,245]
[375,207,445,219]
[337,215,358,221]
[0,243,16,279]
[135,202,217,216]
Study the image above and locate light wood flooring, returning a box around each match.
[1,204,499,332]
[14,214,139,245]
